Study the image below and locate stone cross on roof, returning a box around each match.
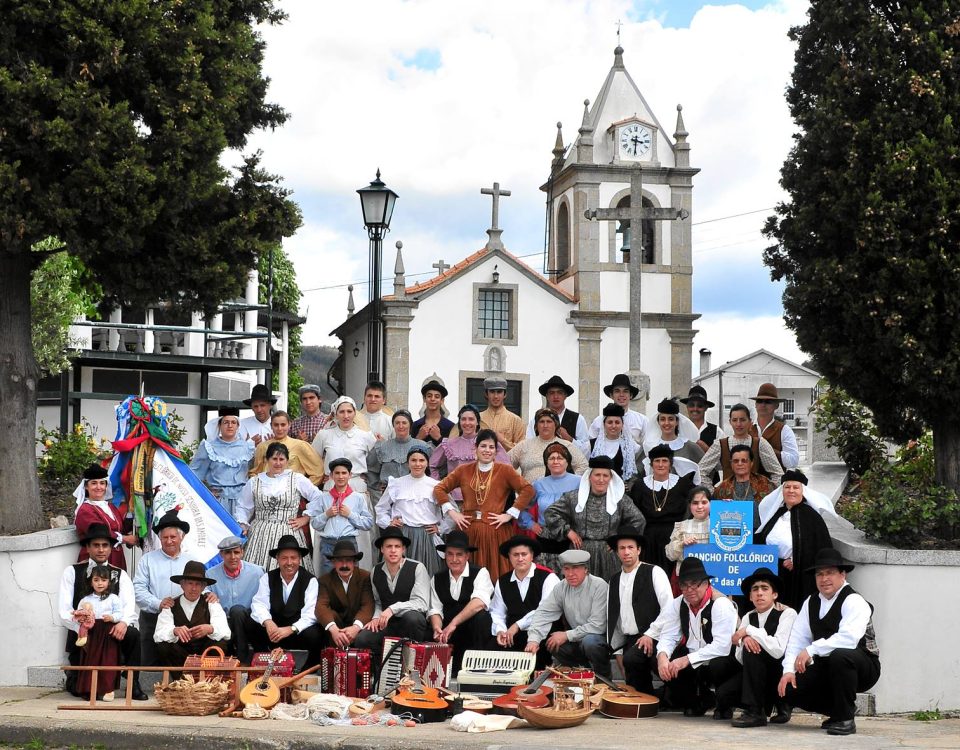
[481,181,511,250]
[432,259,451,276]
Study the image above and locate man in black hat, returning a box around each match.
[315,539,375,648]
[58,523,146,699]
[132,510,203,665]
[242,534,323,667]
[488,536,560,669]
[526,375,589,454]
[606,526,673,694]
[241,383,277,445]
[654,557,739,716]
[777,548,881,736]
[355,527,431,649]
[427,530,494,676]
[154,561,231,669]
[680,385,725,453]
[718,567,798,727]
[588,373,650,445]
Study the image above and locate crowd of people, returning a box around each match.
[61,374,880,735]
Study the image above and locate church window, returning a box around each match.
[555,202,570,273]
[472,282,518,346]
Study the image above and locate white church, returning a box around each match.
[332,45,700,422]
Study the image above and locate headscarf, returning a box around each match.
[330,396,358,430]
[757,484,838,527]
[590,414,638,480]
[575,465,626,516]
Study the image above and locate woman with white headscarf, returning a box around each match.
[73,463,133,570]
[639,398,703,484]
[312,395,378,565]
[543,455,646,579]
[589,403,642,486]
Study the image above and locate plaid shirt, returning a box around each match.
[289,412,327,443]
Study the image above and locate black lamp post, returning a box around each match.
[357,169,398,382]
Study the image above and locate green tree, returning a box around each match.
[0,1,301,533]
[764,2,960,489]
[259,244,304,414]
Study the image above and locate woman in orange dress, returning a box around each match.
[433,429,534,578]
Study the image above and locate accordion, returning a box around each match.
[320,647,373,698]
[251,650,295,678]
[378,637,453,694]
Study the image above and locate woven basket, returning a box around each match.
[155,674,231,716]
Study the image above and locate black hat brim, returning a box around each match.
[603,383,640,398]
[269,544,311,558]
[170,573,217,586]
[499,536,541,558]
[375,532,411,549]
[606,532,644,549]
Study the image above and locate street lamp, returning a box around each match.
[357,169,398,382]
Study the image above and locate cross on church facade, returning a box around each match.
[584,166,689,395]
[481,181,511,250]
[432,259,451,276]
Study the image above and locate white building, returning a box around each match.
[332,46,700,422]
[693,348,821,464]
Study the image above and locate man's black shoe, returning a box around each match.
[683,705,708,717]
[713,707,733,720]
[826,719,856,735]
[769,704,792,724]
[131,682,148,701]
[731,711,767,728]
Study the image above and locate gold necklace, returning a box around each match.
[652,479,671,513]
[473,464,497,506]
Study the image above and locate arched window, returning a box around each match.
[615,195,655,264]
[555,202,570,273]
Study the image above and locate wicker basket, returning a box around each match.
[517,701,594,729]
[155,674,232,716]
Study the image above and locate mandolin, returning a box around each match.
[491,668,553,714]
[594,674,659,718]
[391,669,448,723]
[239,648,283,709]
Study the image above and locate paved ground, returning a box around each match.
[1,687,957,750]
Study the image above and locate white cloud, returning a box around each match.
[244,0,811,351]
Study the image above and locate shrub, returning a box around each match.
[37,420,111,485]
[814,382,886,476]
[845,434,960,547]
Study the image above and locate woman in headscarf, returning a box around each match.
[375,446,444,575]
[755,469,835,610]
[190,406,255,517]
[588,403,642,486]
[639,398,703,483]
[433,429,535,579]
[73,464,133,570]
[509,408,588,483]
[543,455,647,579]
[518,442,582,573]
[630,444,697,575]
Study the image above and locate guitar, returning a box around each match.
[594,673,659,718]
[239,648,283,709]
[490,668,553,714]
[390,669,448,723]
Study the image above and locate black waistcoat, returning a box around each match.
[372,559,417,609]
[434,564,477,625]
[748,607,783,636]
[560,410,580,439]
[607,564,660,644]
[499,567,550,626]
[807,585,878,656]
[267,567,314,627]
[700,423,718,448]
[172,595,211,628]
[680,598,718,645]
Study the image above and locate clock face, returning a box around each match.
[619,123,652,158]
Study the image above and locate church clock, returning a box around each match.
[619,122,652,160]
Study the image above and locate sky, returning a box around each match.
[241,0,812,373]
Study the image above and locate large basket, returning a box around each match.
[182,645,239,681]
[517,701,594,729]
[155,674,231,716]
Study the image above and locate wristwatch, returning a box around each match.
[290,625,299,634]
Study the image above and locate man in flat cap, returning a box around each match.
[154,561,231,671]
[207,535,264,662]
[478,375,525,451]
[527,375,589,454]
[652,557,739,717]
[132,510,203,665]
[524,548,610,677]
[777,548,880,736]
[314,539,374,648]
[290,384,327,443]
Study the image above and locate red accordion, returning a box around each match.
[321,647,373,697]
[251,650,295,678]
[405,641,453,689]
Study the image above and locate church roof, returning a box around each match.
[388,246,576,303]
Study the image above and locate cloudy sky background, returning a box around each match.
[242,0,812,372]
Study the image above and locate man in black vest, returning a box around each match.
[355,527,431,651]
[527,375,589,454]
[489,535,560,669]
[154,561,231,670]
[58,523,146,700]
[654,557,739,717]
[680,385,724,453]
[777,548,881,736]
[427,530,493,676]
[717,567,798,726]
[605,526,673,694]
[241,535,324,667]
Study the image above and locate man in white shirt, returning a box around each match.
[240,383,277,445]
[357,380,394,440]
[605,526,672,695]
[653,556,739,717]
[154,561,231,670]
[240,535,323,667]
[427,530,493,676]
[59,523,145,700]
[698,404,784,492]
[777,548,881,736]
[527,375,589,454]
[721,567,798,727]
[750,383,800,470]
[588,373,649,445]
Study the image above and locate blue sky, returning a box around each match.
[638,0,775,28]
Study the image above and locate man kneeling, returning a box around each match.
[154,561,231,671]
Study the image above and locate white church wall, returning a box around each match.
[597,326,672,414]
